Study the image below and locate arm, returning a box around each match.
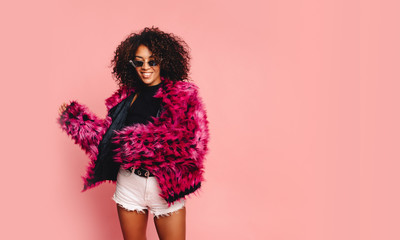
[112,86,210,171]
[57,86,131,159]
[57,101,108,159]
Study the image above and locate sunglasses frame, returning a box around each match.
[129,58,162,68]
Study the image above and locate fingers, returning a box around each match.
[59,103,68,115]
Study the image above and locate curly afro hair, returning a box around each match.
[110,26,191,89]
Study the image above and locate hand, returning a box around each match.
[58,103,68,115]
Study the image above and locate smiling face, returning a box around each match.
[134,44,161,86]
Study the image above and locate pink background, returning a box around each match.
[1,0,399,239]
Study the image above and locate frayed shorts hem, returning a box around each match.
[113,197,186,219]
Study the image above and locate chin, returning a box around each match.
[142,79,154,85]
[141,77,160,86]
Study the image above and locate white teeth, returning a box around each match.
[142,72,151,77]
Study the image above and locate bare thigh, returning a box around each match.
[154,206,186,240]
[117,204,149,240]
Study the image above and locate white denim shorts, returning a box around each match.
[112,166,185,219]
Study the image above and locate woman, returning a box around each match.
[57,27,209,240]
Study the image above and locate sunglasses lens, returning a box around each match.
[133,60,144,67]
[148,60,158,66]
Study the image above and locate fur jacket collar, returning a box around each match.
[58,77,209,205]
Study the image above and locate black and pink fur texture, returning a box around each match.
[58,77,209,206]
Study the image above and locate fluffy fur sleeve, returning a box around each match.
[112,84,209,168]
[57,86,130,160]
[57,101,107,160]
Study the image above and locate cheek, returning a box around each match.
[155,67,161,75]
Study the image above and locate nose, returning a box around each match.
[141,61,151,70]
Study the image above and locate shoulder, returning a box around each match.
[105,85,135,111]
[164,79,199,99]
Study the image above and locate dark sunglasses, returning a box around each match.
[129,59,161,68]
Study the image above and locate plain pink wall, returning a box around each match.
[1,0,399,239]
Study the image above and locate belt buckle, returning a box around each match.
[136,168,150,178]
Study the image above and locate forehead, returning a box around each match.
[135,45,153,58]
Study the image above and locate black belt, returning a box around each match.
[128,167,155,178]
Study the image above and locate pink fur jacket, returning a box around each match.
[58,77,209,205]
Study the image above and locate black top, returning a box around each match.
[125,83,162,126]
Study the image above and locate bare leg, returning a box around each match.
[116,204,149,240]
[154,206,186,240]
